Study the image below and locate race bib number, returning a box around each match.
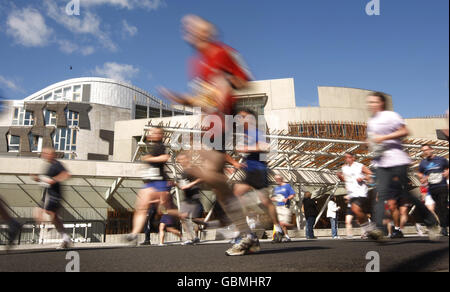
[273,194,285,202]
[428,173,443,184]
[141,168,162,180]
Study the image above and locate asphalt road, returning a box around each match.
[0,237,448,272]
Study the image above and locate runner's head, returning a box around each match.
[146,127,164,143]
[344,152,355,165]
[41,147,56,162]
[304,191,312,199]
[367,92,388,116]
[421,144,434,159]
[181,14,217,49]
[237,108,257,131]
[176,151,192,168]
[274,174,284,185]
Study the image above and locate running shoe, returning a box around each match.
[139,241,151,246]
[389,229,404,239]
[58,240,73,250]
[192,237,201,244]
[125,234,138,246]
[182,240,194,245]
[282,237,292,242]
[367,229,385,242]
[225,236,260,256]
[428,225,441,241]
[441,228,448,237]
[272,231,284,243]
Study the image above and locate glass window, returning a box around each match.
[44,93,52,101]
[73,85,81,101]
[12,107,34,126]
[8,135,20,152]
[63,87,71,101]
[54,89,62,101]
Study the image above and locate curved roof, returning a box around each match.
[22,77,172,110]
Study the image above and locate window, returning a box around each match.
[73,85,81,101]
[54,128,77,152]
[54,89,62,101]
[8,135,20,152]
[52,109,79,154]
[44,93,52,101]
[63,87,71,101]
[12,108,34,126]
[234,95,268,116]
[44,109,57,126]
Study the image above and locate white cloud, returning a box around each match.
[92,62,139,83]
[44,0,117,52]
[0,75,23,93]
[81,0,166,10]
[6,7,53,47]
[122,20,138,37]
[57,40,96,56]
[81,46,95,56]
[58,39,78,54]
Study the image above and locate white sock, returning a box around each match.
[285,234,290,239]
[62,233,71,242]
[274,224,283,233]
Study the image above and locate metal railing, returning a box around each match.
[0,220,106,245]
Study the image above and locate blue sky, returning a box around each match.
[0,0,448,118]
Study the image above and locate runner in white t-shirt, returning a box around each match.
[338,152,373,238]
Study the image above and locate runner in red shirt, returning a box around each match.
[160,15,259,256]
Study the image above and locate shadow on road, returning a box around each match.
[385,246,449,272]
[0,245,128,256]
[252,246,330,256]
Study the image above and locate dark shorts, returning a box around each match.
[349,197,371,214]
[346,206,355,217]
[160,214,176,227]
[385,192,411,207]
[243,168,269,190]
[40,189,61,213]
[144,181,170,192]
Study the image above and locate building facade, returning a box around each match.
[0,77,187,160]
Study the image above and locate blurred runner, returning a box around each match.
[418,144,449,236]
[160,15,258,256]
[127,127,181,244]
[231,109,285,243]
[177,152,204,245]
[271,175,296,242]
[32,147,72,249]
[158,195,182,246]
[337,152,373,239]
[366,92,440,241]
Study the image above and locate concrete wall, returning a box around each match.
[113,115,197,162]
[76,104,132,160]
[405,117,449,140]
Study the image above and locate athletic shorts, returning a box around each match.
[349,197,371,214]
[160,214,176,227]
[424,194,435,207]
[143,181,170,192]
[40,189,62,213]
[243,168,269,190]
[346,206,355,217]
[276,206,292,224]
[181,200,204,219]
